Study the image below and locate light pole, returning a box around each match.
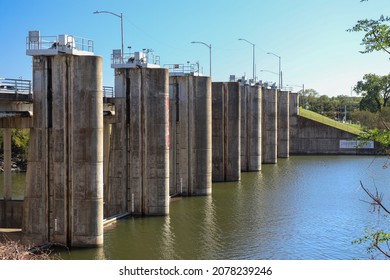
[267,52,282,90]
[94,10,124,63]
[191,41,212,77]
[239,38,256,83]
[286,84,305,107]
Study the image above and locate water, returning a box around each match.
[60,155,390,260]
[2,156,390,259]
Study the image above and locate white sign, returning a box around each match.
[339,140,374,149]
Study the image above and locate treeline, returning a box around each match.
[300,72,390,130]
[0,129,29,160]
[299,89,361,122]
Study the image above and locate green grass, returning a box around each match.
[299,107,363,136]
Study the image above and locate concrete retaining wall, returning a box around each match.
[277,90,289,158]
[291,116,378,154]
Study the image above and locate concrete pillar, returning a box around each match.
[169,76,212,196]
[3,128,12,200]
[23,54,103,247]
[212,82,240,182]
[277,90,290,158]
[108,68,170,216]
[103,120,110,213]
[262,87,277,164]
[289,92,299,154]
[240,86,262,171]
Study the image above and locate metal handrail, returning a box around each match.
[26,34,94,53]
[112,51,160,66]
[0,78,32,94]
[103,86,114,98]
[164,64,199,75]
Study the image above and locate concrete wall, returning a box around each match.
[262,88,277,164]
[23,54,104,247]
[289,92,299,154]
[290,116,378,154]
[107,68,170,217]
[212,82,241,181]
[169,76,212,197]
[0,200,23,228]
[277,90,289,158]
[240,85,262,171]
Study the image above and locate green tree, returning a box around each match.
[348,13,390,55]
[354,73,390,112]
[349,0,390,259]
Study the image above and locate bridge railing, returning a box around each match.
[103,86,114,98]
[0,78,32,95]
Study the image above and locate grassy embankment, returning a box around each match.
[299,107,363,136]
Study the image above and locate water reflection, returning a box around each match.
[57,156,390,259]
[159,216,177,259]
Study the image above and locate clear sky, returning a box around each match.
[1,0,389,96]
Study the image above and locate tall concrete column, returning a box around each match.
[212,82,241,181]
[240,86,262,171]
[277,90,290,158]
[262,87,278,164]
[23,54,103,247]
[108,68,170,216]
[289,92,299,154]
[3,128,12,201]
[169,76,212,196]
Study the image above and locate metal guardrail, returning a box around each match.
[0,79,114,100]
[0,78,32,94]
[164,64,200,75]
[103,86,114,98]
[112,50,160,66]
[26,33,94,53]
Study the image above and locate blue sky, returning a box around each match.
[1,0,389,96]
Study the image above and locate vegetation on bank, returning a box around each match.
[299,107,363,135]
[0,239,58,260]
[0,129,29,171]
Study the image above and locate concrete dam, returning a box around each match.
[0,31,378,248]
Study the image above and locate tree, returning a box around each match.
[354,73,390,112]
[348,13,390,56]
[349,0,390,259]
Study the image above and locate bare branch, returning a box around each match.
[360,181,390,215]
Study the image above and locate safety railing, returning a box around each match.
[26,33,94,53]
[103,86,114,98]
[164,64,200,76]
[112,51,160,66]
[0,78,32,95]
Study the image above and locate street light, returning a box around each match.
[267,52,282,90]
[94,10,124,63]
[260,69,279,76]
[286,84,305,107]
[238,38,256,83]
[191,41,212,77]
